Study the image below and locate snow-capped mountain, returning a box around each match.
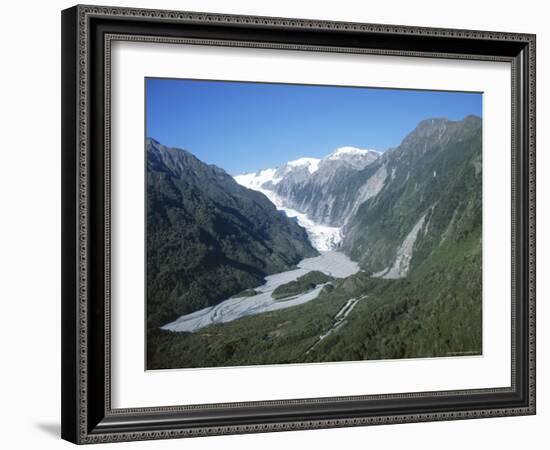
[236,146,379,192]
[148,116,483,369]
[232,168,282,190]
[235,146,381,251]
[235,166,341,252]
[328,146,373,158]
[235,116,482,277]
[286,157,321,174]
[235,145,382,232]
[327,146,380,169]
[236,156,323,190]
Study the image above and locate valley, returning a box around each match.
[146,115,483,369]
[235,172,343,251]
[162,251,359,333]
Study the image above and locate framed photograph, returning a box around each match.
[61,4,536,444]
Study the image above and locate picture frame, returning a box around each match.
[61,4,536,444]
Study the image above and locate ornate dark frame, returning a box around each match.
[61,4,536,444]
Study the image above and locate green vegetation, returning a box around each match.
[146,117,483,369]
[272,271,333,300]
[231,289,260,298]
[343,116,482,272]
[146,139,317,329]
[147,228,481,369]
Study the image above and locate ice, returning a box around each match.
[234,176,342,252]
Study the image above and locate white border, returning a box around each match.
[111,41,511,409]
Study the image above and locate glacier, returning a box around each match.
[235,173,342,252]
[234,144,382,251]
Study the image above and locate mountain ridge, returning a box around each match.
[146,138,318,329]
[235,115,482,278]
[148,115,483,369]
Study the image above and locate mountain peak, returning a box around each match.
[287,157,321,174]
[327,146,379,161]
[402,115,481,146]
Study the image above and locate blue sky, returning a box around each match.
[146,78,482,175]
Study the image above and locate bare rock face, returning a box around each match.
[342,115,482,272]
[235,116,482,276]
[249,146,382,226]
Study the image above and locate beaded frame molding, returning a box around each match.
[61,4,536,444]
